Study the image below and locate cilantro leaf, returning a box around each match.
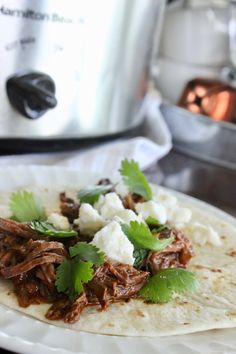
[122,221,174,251]
[139,268,198,303]
[55,259,75,298]
[77,185,113,205]
[119,159,152,200]
[145,216,161,225]
[146,217,170,233]
[30,221,77,238]
[55,242,105,299]
[73,260,93,294]
[69,242,105,265]
[55,259,93,299]
[133,249,148,268]
[10,191,46,222]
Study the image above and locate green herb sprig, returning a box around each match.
[30,221,77,238]
[55,242,105,299]
[77,185,113,205]
[139,268,198,303]
[10,191,46,222]
[119,159,152,200]
[133,249,148,268]
[145,216,170,233]
[122,221,174,252]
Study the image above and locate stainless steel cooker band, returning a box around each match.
[0,0,166,139]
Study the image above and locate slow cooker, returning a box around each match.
[0,0,165,149]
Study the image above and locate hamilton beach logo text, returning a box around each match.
[0,5,84,23]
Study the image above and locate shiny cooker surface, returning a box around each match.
[0,0,165,139]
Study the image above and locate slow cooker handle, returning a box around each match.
[6,71,57,119]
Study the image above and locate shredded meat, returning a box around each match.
[45,297,71,320]
[145,229,194,275]
[123,193,145,210]
[36,263,56,287]
[0,219,67,306]
[86,262,149,309]
[2,253,65,279]
[0,218,40,239]
[60,192,79,223]
[0,187,195,326]
[45,262,148,323]
[46,292,93,323]
[0,217,150,324]
[13,270,59,307]
[46,293,88,323]
[0,234,67,279]
[0,237,32,269]
[27,240,66,259]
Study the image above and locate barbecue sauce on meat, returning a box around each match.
[59,192,79,223]
[0,192,194,324]
[144,229,194,275]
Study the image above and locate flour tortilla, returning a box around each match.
[0,184,235,337]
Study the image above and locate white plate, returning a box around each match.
[0,165,236,354]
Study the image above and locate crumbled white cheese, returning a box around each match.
[155,191,178,208]
[113,209,143,225]
[115,181,129,198]
[167,206,192,228]
[91,221,134,265]
[77,203,104,235]
[93,194,105,213]
[184,222,222,246]
[94,192,124,219]
[47,212,70,230]
[135,201,167,224]
[154,190,191,228]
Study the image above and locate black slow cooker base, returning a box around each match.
[0,125,142,154]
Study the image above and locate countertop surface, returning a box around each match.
[0,149,235,354]
[148,149,236,217]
